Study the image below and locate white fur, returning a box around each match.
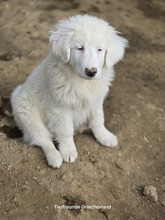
[11,15,128,168]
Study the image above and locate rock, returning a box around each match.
[143,185,158,202]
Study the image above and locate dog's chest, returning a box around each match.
[72,103,90,130]
[57,77,109,106]
[49,72,110,129]
[70,81,109,130]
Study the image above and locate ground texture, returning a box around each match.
[0,0,165,219]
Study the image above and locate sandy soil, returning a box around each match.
[0,0,165,219]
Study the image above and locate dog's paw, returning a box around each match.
[59,144,78,163]
[46,150,63,168]
[100,132,118,147]
[94,127,118,147]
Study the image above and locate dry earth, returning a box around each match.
[0,0,165,219]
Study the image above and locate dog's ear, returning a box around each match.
[105,27,128,68]
[49,21,73,63]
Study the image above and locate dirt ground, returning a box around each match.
[0,0,165,219]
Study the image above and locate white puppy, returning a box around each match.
[11,15,128,168]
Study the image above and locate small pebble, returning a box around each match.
[32,176,37,180]
[89,155,97,164]
[36,165,40,170]
[38,182,43,186]
[143,185,158,202]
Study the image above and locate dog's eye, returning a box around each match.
[98,48,103,52]
[77,46,84,51]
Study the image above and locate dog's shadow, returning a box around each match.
[0,96,23,139]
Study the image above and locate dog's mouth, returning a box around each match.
[79,74,100,81]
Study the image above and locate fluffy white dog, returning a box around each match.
[11,15,128,168]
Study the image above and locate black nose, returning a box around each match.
[85,68,97,77]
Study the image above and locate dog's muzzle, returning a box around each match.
[85,67,97,78]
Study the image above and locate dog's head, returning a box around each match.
[50,15,128,80]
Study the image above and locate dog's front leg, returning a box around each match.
[49,109,78,163]
[89,102,118,147]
